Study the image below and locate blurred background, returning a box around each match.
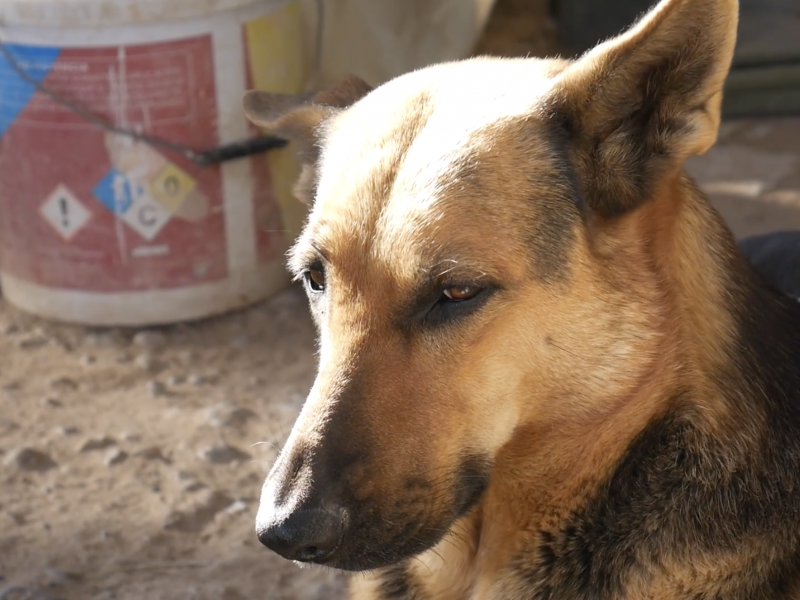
[0,1,798,599]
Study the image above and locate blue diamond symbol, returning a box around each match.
[92,169,142,215]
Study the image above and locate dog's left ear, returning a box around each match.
[243,75,374,204]
[553,0,738,217]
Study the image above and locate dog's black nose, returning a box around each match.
[256,507,345,563]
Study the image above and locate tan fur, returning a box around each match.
[239,1,793,599]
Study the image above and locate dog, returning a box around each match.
[740,231,800,301]
[243,0,800,597]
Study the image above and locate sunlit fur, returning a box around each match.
[244,0,800,597]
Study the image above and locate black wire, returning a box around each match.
[0,37,286,166]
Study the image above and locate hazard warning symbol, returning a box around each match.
[150,163,197,212]
[121,192,172,241]
[92,144,204,242]
[39,184,91,241]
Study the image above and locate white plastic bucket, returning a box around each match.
[297,0,498,87]
[0,0,308,326]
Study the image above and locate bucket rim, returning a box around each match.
[0,0,293,28]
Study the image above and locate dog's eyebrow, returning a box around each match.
[287,241,329,277]
[422,258,491,283]
[399,260,496,325]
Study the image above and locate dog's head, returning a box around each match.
[246,0,738,572]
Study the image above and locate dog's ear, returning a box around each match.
[243,75,374,204]
[553,0,738,217]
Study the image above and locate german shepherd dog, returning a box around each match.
[243,0,800,597]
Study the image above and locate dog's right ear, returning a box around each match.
[243,75,374,205]
[552,0,738,218]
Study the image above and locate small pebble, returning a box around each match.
[2,323,20,335]
[221,587,248,600]
[4,447,57,472]
[79,354,97,366]
[54,425,79,436]
[78,436,116,452]
[104,449,128,467]
[50,377,78,391]
[121,432,142,443]
[182,480,206,493]
[148,380,167,397]
[175,471,205,492]
[133,446,169,463]
[205,403,255,428]
[198,444,251,465]
[176,470,195,481]
[162,491,233,533]
[17,336,48,350]
[167,375,185,386]
[134,353,156,371]
[132,330,167,350]
[42,397,62,408]
[43,566,81,587]
[5,510,25,525]
[85,330,126,349]
[224,500,248,515]
[187,374,205,386]
[230,335,250,348]
[0,419,19,435]
[49,335,72,351]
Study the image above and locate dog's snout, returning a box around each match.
[256,507,346,563]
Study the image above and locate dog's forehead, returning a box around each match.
[301,58,571,281]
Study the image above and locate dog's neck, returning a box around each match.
[474,337,685,595]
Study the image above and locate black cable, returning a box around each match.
[0,37,287,166]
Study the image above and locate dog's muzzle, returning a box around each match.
[256,500,348,564]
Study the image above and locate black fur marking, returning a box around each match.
[379,562,418,600]
[453,454,492,519]
[524,126,584,284]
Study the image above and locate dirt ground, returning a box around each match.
[2,3,800,600]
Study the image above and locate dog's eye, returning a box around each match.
[420,283,493,327]
[442,285,481,302]
[304,268,326,292]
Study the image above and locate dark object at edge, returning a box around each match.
[740,231,800,301]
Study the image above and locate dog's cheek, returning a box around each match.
[452,272,661,434]
[452,304,547,453]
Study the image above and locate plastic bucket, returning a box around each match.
[0,0,308,326]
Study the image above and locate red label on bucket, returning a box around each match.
[0,36,229,293]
